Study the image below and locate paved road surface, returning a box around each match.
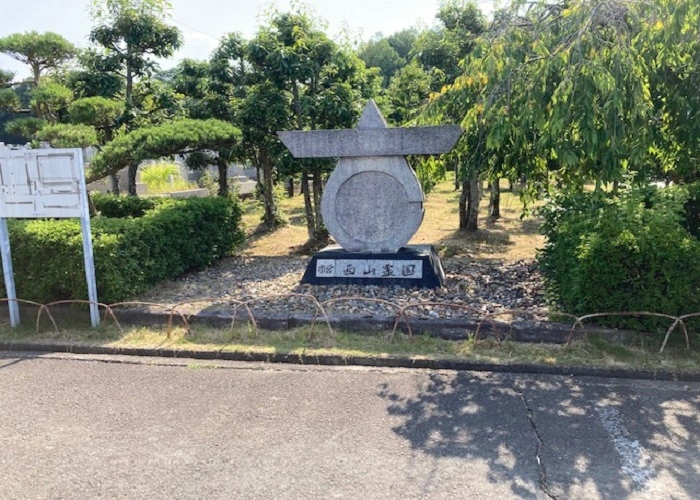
[0,352,698,499]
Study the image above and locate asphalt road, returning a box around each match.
[0,352,698,499]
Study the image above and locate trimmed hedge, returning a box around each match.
[1,196,244,303]
[538,185,700,331]
[92,192,164,218]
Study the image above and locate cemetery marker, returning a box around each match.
[278,101,462,288]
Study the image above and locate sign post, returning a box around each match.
[0,217,19,326]
[0,148,99,327]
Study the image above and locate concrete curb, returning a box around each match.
[1,341,698,383]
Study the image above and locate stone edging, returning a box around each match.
[116,307,638,344]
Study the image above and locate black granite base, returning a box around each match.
[301,244,445,288]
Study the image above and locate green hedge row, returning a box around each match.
[1,196,244,304]
[92,192,166,218]
[538,185,700,331]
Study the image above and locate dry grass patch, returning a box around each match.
[412,181,543,260]
[238,179,544,260]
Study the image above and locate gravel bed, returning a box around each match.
[140,256,549,321]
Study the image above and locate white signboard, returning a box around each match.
[0,150,84,218]
[0,148,99,327]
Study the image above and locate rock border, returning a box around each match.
[114,307,638,344]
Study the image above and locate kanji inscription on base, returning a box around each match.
[316,259,423,279]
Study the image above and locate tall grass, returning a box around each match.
[141,162,195,194]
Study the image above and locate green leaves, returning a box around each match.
[88,118,241,181]
[34,123,99,148]
[30,82,73,122]
[0,69,14,87]
[538,185,700,329]
[90,13,182,61]
[0,31,76,83]
[0,88,20,113]
[429,0,700,201]
[69,96,124,130]
[385,62,433,125]
[358,39,405,86]
[4,117,46,140]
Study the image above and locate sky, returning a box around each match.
[0,0,474,80]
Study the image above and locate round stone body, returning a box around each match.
[321,156,424,253]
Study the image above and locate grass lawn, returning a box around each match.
[1,321,698,374]
[241,180,544,260]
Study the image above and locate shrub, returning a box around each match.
[4,117,45,140]
[1,196,244,303]
[685,183,700,238]
[92,192,163,218]
[538,185,700,330]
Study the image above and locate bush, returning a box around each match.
[1,196,244,303]
[538,185,700,330]
[92,192,163,218]
[685,183,700,238]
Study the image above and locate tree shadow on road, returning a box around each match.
[377,372,700,498]
[0,352,48,370]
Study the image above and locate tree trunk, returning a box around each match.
[291,82,304,129]
[125,61,133,107]
[261,149,278,229]
[301,170,315,240]
[458,181,468,230]
[32,64,43,118]
[32,64,41,85]
[127,163,138,196]
[454,168,460,191]
[110,173,120,195]
[312,171,327,241]
[489,180,501,219]
[465,173,481,232]
[254,163,262,194]
[87,192,97,217]
[287,177,294,197]
[217,158,228,197]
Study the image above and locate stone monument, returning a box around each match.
[278,100,462,288]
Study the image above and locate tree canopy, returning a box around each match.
[421,0,700,231]
[0,31,77,84]
[87,119,241,183]
[358,38,405,86]
[443,0,698,187]
[89,0,182,108]
[0,69,14,87]
[35,123,99,148]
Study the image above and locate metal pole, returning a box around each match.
[76,150,100,328]
[0,217,19,326]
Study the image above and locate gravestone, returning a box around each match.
[278,100,462,288]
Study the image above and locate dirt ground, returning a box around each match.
[240,180,544,260]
